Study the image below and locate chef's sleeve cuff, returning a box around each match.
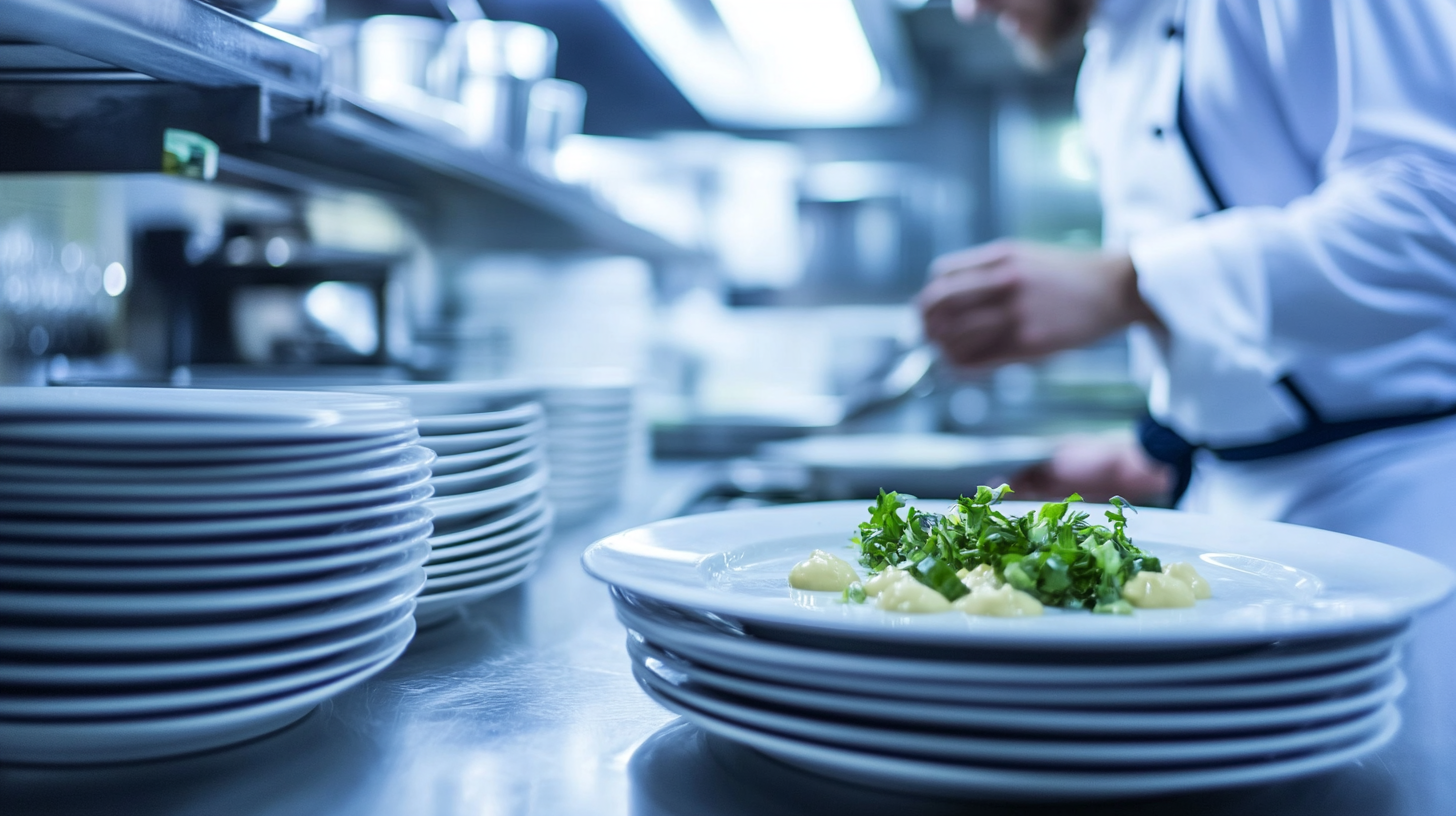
[1126,211,1269,361]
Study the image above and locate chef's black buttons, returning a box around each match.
[1152,126,1165,139]
[1166,23,1182,39]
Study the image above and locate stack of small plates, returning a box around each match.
[539,373,635,522]
[344,383,553,624]
[583,501,1456,800]
[0,386,433,764]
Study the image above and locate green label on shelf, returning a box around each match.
[162,128,219,181]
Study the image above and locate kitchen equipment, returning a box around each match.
[357,15,448,109]
[428,20,558,151]
[757,432,1054,500]
[0,386,432,764]
[653,343,936,460]
[582,500,1456,799]
[525,78,586,174]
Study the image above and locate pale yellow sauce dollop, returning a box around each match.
[953,584,1043,617]
[1165,562,1212,599]
[959,564,1003,592]
[874,572,952,613]
[788,549,862,592]
[1122,570,1196,608]
[863,567,908,597]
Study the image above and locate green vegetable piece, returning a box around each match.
[1093,599,1135,615]
[843,582,867,604]
[1003,561,1036,592]
[911,556,969,601]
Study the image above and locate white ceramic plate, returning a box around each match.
[427,467,549,525]
[0,487,431,541]
[0,508,433,563]
[550,471,628,491]
[550,500,617,519]
[430,436,541,476]
[547,427,630,446]
[548,454,630,473]
[0,416,414,447]
[0,439,418,483]
[425,518,554,577]
[326,381,539,416]
[0,540,428,619]
[0,604,415,686]
[0,645,407,764]
[421,545,545,594]
[584,501,1456,650]
[413,562,538,625]
[421,419,546,456]
[429,449,543,497]
[544,409,633,428]
[426,536,545,579]
[427,505,551,561]
[611,590,1407,687]
[632,663,1402,800]
[0,386,408,425]
[542,390,632,410]
[629,632,1403,718]
[550,487,624,505]
[0,445,433,501]
[550,451,630,469]
[632,652,1400,767]
[0,573,422,655]
[417,402,543,435]
[0,427,420,465]
[0,525,433,587]
[428,496,546,547]
[0,616,415,718]
[547,438,631,456]
[0,468,433,518]
[548,459,631,479]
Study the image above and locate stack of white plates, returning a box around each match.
[0,386,434,764]
[583,501,1456,800]
[539,374,635,522]
[344,383,553,624]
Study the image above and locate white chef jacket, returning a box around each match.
[1077,0,1456,562]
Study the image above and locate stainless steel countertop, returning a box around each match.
[2,462,1453,816]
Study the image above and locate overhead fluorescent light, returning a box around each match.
[603,0,917,128]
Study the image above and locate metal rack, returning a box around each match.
[0,0,686,259]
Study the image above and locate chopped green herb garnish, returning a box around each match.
[842,582,867,604]
[851,486,1159,612]
[910,556,969,602]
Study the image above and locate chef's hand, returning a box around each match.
[918,241,1161,367]
[1012,434,1173,506]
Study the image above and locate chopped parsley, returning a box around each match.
[851,486,1160,613]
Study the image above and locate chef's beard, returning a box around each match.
[1000,0,1094,71]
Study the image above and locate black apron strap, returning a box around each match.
[1137,415,1196,504]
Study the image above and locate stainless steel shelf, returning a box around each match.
[279,92,689,258]
[0,0,690,259]
[0,0,324,100]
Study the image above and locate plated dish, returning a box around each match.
[584,498,1455,649]
[588,492,1453,798]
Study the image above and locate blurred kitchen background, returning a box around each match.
[0,0,1141,507]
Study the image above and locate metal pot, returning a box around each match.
[428,20,558,152]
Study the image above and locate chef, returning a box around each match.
[920,0,1456,565]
